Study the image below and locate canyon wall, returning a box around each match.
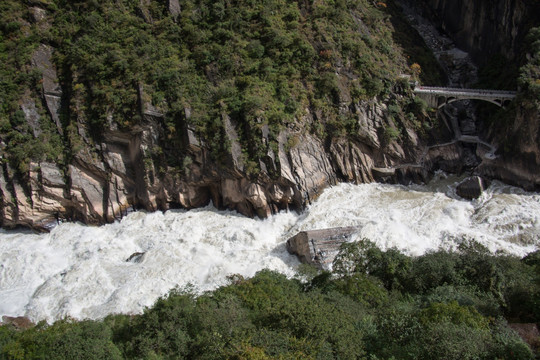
[477,105,540,190]
[1,0,538,231]
[412,0,540,191]
[416,0,540,65]
[0,41,444,230]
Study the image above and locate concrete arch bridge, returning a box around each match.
[414,86,516,108]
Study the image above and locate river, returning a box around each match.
[1,173,539,323]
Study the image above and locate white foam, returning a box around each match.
[0,178,539,323]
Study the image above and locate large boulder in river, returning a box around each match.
[456,176,488,200]
[286,226,361,268]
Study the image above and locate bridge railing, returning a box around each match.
[414,86,516,97]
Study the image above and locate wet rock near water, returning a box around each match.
[371,167,396,177]
[286,226,361,268]
[456,176,488,200]
[126,252,145,263]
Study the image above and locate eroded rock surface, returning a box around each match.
[1,3,539,230]
[287,226,362,268]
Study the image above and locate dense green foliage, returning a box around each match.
[0,1,64,176]
[1,0,435,178]
[1,240,539,359]
[46,0,408,133]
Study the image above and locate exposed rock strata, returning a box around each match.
[1,78,425,230]
[0,39,430,229]
[1,2,539,230]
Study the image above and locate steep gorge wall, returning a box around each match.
[477,105,540,190]
[3,0,538,231]
[413,0,540,190]
[415,0,539,65]
[3,0,450,230]
[0,43,428,230]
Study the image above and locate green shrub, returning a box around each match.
[333,274,389,307]
[418,301,489,330]
[121,292,196,359]
[0,321,122,360]
[518,27,540,107]
[420,285,501,316]
[333,240,412,291]
[384,125,400,141]
[407,250,461,293]
[417,322,490,360]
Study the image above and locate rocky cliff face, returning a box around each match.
[477,105,540,190]
[1,41,445,230]
[0,43,427,230]
[415,0,540,65]
[1,0,538,231]
[409,0,540,191]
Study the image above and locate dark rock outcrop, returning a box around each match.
[477,106,540,191]
[31,44,63,135]
[126,252,145,263]
[456,176,488,200]
[413,0,540,66]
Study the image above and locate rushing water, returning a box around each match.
[1,174,539,323]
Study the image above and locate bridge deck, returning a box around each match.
[414,86,516,98]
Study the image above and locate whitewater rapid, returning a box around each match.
[1,174,539,323]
